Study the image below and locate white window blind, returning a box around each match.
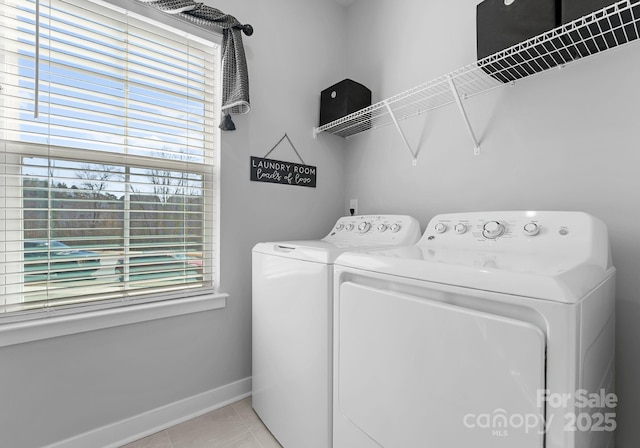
[0,0,220,316]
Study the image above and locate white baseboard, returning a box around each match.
[43,377,252,448]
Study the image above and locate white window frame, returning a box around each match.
[0,0,227,335]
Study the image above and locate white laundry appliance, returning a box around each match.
[252,215,421,448]
[333,211,615,448]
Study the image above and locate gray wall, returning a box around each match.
[216,0,349,404]
[342,0,640,446]
[0,1,348,447]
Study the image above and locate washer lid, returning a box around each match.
[335,211,614,303]
[252,240,393,264]
[335,245,613,303]
[252,214,422,264]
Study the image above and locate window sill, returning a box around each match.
[0,292,228,348]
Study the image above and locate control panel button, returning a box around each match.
[358,222,371,233]
[454,223,467,235]
[389,223,401,233]
[345,224,354,231]
[335,223,344,231]
[482,221,505,239]
[377,224,388,232]
[523,222,540,236]
[434,223,447,234]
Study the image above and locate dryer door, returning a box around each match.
[335,282,546,448]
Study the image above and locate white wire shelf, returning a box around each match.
[313,0,640,144]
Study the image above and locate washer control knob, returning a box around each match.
[335,223,344,231]
[377,223,388,232]
[389,223,401,233]
[523,222,540,236]
[345,223,354,231]
[358,222,371,233]
[434,223,447,234]
[482,221,505,239]
[454,223,467,235]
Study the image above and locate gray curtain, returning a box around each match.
[137,1,251,127]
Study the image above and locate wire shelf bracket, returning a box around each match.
[447,75,481,156]
[313,0,640,160]
[384,100,419,165]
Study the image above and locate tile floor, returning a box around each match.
[121,397,283,448]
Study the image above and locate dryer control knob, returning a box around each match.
[523,222,540,236]
[482,221,505,239]
[335,223,344,231]
[454,223,467,234]
[389,223,401,233]
[377,224,388,232]
[358,222,371,233]
[345,224,354,231]
[434,223,447,234]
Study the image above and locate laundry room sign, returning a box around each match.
[250,157,317,188]
[250,133,317,188]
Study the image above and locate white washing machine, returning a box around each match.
[333,211,616,448]
[252,215,421,448]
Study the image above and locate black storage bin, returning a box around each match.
[477,0,565,83]
[561,0,640,57]
[319,79,371,127]
[562,0,618,22]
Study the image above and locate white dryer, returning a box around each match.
[252,215,421,448]
[333,211,615,448]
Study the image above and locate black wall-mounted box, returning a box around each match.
[562,0,617,22]
[561,0,639,56]
[319,79,371,127]
[477,0,563,82]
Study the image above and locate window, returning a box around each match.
[0,0,220,317]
